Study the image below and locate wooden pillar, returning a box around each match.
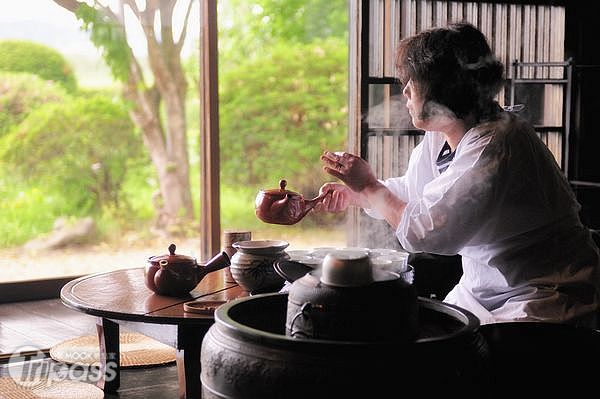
[347,0,366,247]
[199,0,221,261]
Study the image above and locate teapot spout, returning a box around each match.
[200,251,231,274]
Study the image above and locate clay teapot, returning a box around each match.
[255,179,329,225]
[145,243,230,296]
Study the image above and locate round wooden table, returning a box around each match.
[60,267,247,399]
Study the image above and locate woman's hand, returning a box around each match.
[319,150,406,229]
[320,151,379,193]
[315,183,355,213]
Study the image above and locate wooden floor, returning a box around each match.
[0,299,179,398]
[0,298,97,355]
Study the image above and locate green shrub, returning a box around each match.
[0,40,77,92]
[0,93,145,215]
[0,177,65,247]
[219,38,348,196]
[220,185,261,230]
[0,72,68,137]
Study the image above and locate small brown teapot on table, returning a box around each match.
[145,243,230,296]
[255,179,329,225]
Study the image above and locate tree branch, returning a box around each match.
[122,0,141,20]
[175,0,194,54]
[92,0,122,27]
[159,1,176,50]
[52,0,79,12]
[139,2,180,100]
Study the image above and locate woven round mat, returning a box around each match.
[49,332,176,368]
[0,377,104,399]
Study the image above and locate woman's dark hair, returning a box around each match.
[396,22,505,120]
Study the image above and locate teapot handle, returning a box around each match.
[289,302,314,339]
[304,190,331,210]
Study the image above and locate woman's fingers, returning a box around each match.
[316,183,335,212]
[321,158,339,175]
[323,166,344,180]
[324,150,379,192]
[321,151,352,181]
[319,186,347,212]
[320,151,373,210]
[319,182,338,196]
[329,190,343,211]
[321,151,348,170]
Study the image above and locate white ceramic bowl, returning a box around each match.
[286,249,311,259]
[374,253,409,273]
[309,247,338,259]
[319,251,374,287]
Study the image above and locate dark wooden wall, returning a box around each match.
[564,2,600,230]
[353,0,600,297]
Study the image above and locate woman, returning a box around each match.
[318,22,600,327]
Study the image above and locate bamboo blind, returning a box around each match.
[367,1,566,179]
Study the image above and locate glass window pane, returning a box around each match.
[0,0,348,285]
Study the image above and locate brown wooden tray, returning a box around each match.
[183,300,226,315]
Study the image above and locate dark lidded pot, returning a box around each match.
[285,252,418,342]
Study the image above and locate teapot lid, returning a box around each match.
[260,179,302,197]
[148,243,196,265]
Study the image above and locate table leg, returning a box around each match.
[96,317,120,392]
[176,324,210,399]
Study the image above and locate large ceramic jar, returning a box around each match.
[229,240,289,294]
[200,293,491,399]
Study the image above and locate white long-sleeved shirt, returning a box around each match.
[366,111,600,325]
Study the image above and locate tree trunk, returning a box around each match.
[130,82,194,225]
[137,0,194,224]
[53,0,196,229]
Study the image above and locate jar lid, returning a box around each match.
[232,240,289,255]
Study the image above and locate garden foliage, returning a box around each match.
[219,38,348,196]
[0,0,349,247]
[0,40,78,92]
[0,92,143,214]
[0,72,68,138]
